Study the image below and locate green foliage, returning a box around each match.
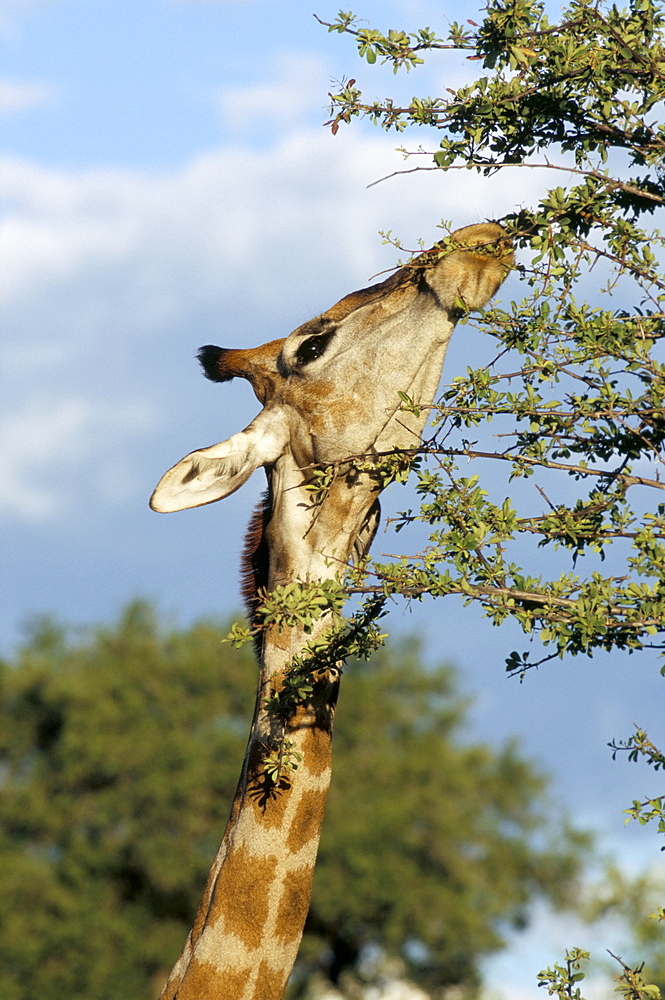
[0,601,256,1000]
[583,864,665,992]
[610,729,665,848]
[536,947,664,999]
[254,579,348,634]
[303,454,419,507]
[537,948,590,999]
[611,952,663,1000]
[0,603,586,999]
[586,731,665,993]
[320,0,665,673]
[260,595,389,722]
[261,739,303,783]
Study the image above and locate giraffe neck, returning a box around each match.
[159,617,340,1000]
[159,466,381,1000]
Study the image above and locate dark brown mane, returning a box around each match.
[241,489,271,659]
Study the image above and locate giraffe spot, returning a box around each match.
[177,957,251,1000]
[286,786,329,855]
[248,768,293,829]
[208,844,277,950]
[274,866,315,946]
[300,724,333,777]
[250,959,290,1000]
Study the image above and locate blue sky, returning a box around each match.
[2,1,664,996]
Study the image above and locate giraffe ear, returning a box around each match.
[150,411,288,513]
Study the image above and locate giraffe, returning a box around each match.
[150,222,512,1000]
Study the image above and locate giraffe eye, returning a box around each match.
[295,332,334,366]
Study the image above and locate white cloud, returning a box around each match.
[0,78,59,118]
[0,397,158,522]
[1,126,542,318]
[1,158,151,304]
[215,52,328,133]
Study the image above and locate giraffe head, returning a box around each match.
[150,223,512,591]
[151,222,512,1000]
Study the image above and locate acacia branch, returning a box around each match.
[367,160,665,205]
[349,578,663,629]
[429,446,665,491]
[312,14,470,51]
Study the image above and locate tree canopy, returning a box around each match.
[312,0,665,675]
[0,602,586,999]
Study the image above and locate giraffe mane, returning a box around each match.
[241,489,271,659]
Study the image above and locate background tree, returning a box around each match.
[0,602,254,1000]
[0,602,586,1000]
[583,861,665,992]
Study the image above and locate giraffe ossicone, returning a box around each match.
[151,222,512,1000]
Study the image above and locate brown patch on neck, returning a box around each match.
[173,958,251,1000]
[298,717,337,774]
[285,787,329,854]
[208,844,277,946]
[275,866,317,945]
[251,961,290,1000]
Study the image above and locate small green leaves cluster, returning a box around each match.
[224,579,346,650]
[610,728,665,851]
[354,449,419,488]
[263,671,315,720]
[225,619,253,648]
[256,579,347,634]
[304,452,419,504]
[611,952,663,1000]
[303,463,338,504]
[536,948,662,1000]
[537,948,589,998]
[261,739,303,783]
[262,594,389,721]
[538,948,661,1000]
[318,11,446,74]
